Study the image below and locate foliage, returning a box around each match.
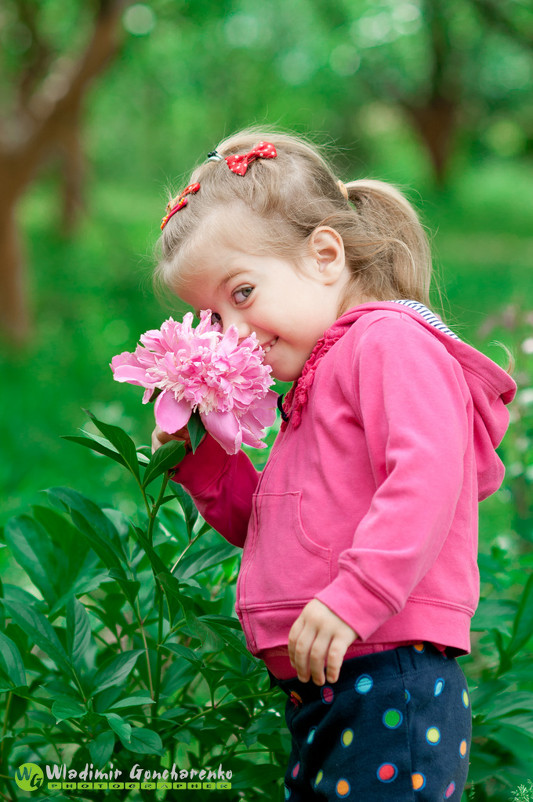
[0,411,288,801]
[463,307,533,800]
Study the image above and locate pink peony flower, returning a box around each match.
[111,311,277,455]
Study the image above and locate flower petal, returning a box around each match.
[201,409,242,455]
[154,391,191,433]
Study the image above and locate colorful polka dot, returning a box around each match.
[412,773,426,791]
[413,643,425,652]
[462,689,470,708]
[444,781,456,798]
[284,785,291,799]
[314,770,324,788]
[459,739,468,758]
[382,708,403,729]
[321,685,334,704]
[426,726,441,745]
[434,678,445,696]
[341,728,354,747]
[289,690,303,707]
[307,727,316,744]
[377,763,398,783]
[291,762,300,779]
[405,688,411,703]
[354,674,373,694]
[336,779,351,797]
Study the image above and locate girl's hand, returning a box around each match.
[288,599,357,686]
[151,423,191,453]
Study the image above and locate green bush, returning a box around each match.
[0,412,288,801]
[1,302,533,801]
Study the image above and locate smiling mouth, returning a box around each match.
[261,337,278,354]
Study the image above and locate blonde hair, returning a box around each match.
[156,127,433,311]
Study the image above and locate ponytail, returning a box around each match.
[341,180,432,308]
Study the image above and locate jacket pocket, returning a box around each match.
[237,491,333,612]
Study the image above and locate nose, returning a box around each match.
[223,316,252,341]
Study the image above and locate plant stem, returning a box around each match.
[171,530,203,574]
[170,690,278,733]
[0,692,12,767]
[135,598,154,700]
[152,583,164,723]
[147,473,170,545]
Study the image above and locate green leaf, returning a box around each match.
[169,484,198,538]
[52,698,87,723]
[133,527,171,579]
[90,649,144,696]
[156,572,184,625]
[176,542,239,581]
[187,411,205,454]
[126,727,164,755]
[142,440,185,488]
[484,691,533,720]
[45,488,138,605]
[160,643,202,666]
[108,695,154,710]
[71,430,150,465]
[66,596,92,669]
[105,712,132,743]
[62,434,129,469]
[508,573,533,656]
[4,515,58,606]
[200,615,251,658]
[83,410,141,479]
[89,731,115,766]
[2,599,71,673]
[0,632,27,688]
[46,487,125,562]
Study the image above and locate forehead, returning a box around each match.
[173,205,264,285]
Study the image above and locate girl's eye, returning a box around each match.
[233,286,253,304]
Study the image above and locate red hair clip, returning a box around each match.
[160,182,201,230]
[225,142,277,176]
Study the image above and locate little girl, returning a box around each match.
[151,130,516,800]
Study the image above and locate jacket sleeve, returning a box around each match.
[171,435,261,548]
[315,316,470,640]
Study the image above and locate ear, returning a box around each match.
[308,226,346,284]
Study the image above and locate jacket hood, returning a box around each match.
[333,302,517,501]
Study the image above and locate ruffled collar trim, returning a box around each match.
[280,306,362,430]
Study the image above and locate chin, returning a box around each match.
[271,365,303,383]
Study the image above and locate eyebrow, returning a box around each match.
[217,269,247,290]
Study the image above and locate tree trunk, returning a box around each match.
[404,96,458,186]
[0,195,30,345]
[0,0,130,345]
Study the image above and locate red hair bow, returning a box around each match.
[160,182,200,230]
[225,142,277,176]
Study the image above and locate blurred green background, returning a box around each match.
[1,0,532,523]
[1,1,533,797]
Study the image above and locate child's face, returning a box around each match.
[174,224,350,382]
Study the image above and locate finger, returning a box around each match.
[288,616,305,666]
[325,636,350,684]
[309,634,332,686]
[291,627,316,683]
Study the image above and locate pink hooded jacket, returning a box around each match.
[172,303,516,658]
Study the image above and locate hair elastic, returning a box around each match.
[160,182,200,230]
[207,150,224,161]
[337,180,349,200]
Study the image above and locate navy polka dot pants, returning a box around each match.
[274,643,471,800]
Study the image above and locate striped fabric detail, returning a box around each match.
[392,300,460,341]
